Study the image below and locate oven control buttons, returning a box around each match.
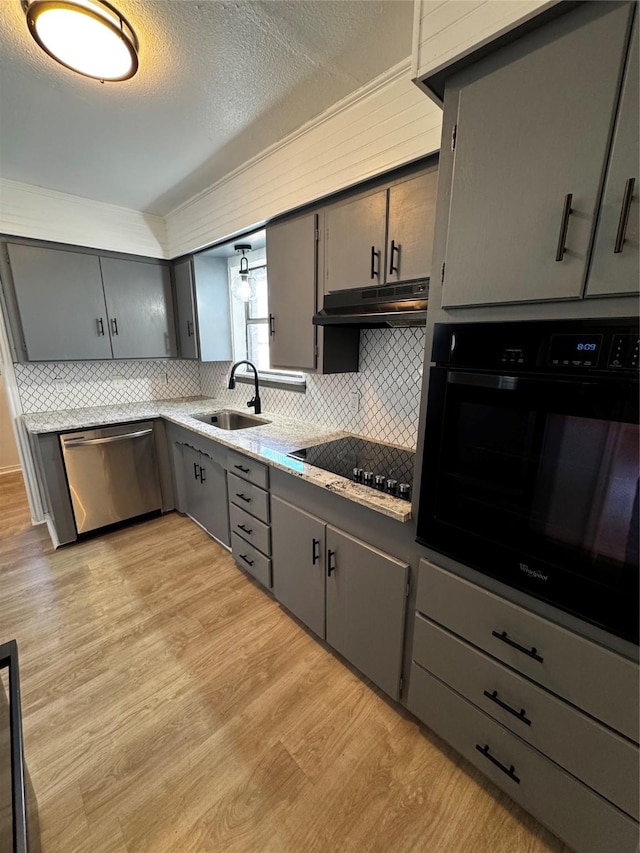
[608,335,639,370]
[500,347,524,365]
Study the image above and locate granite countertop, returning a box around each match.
[22,398,414,523]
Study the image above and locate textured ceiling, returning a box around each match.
[0,0,413,216]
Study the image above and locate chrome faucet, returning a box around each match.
[228,361,262,415]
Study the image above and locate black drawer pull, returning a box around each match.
[236,493,251,503]
[193,462,200,481]
[475,744,520,784]
[238,523,253,535]
[199,465,206,483]
[312,538,320,565]
[389,239,400,275]
[234,464,251,474]
[555,193,573,261]
[614,177,635,253]
[370,245,380,279]
[483,690,532,726]
[239,554,254,567]
[492,631,544,663]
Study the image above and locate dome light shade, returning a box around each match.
[23,0,139,82]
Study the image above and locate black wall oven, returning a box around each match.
[417,319,639,644]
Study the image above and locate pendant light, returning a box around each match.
[23,0,139,82]
[231,244,256,302]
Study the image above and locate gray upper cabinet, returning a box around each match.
[6,243,113,361]
[326,525,409,700]
[587,17,639,297]
[325,189,388,292]
[324,167,438,294]
[266,212,318,371]
[173,258,199,359]
[386,168,438,284]
[100,257,177,359]
[271,496,326,639]
[440,1,635,308]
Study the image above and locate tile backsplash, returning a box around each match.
[13,328,425,449]
[15,359,201,413]
[200,327,425,449]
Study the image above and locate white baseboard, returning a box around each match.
[0,464,22,475]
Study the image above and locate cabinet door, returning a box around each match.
[173,258,198,359]
[441,2,634,307]
[325,189,387,292]
[266,213,317,370]
[183,445,202,522]
[7,243,112,361]
[587,19,639,297]
[196,450,230,546]
[326,525,409,699]
[386,169,438,283]
[271,496,326,639]
[100,257,177,358]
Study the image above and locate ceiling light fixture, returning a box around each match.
[22,0,139,82]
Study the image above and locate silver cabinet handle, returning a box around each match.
[555,193,573,261]
[63,428,152,448]
[614,178,635,254]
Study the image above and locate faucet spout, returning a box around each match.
[228,361,262,415]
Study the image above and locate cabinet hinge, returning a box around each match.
[441,261,446,285]
[451,123,457,152]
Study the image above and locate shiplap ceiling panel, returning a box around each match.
[0,0,413,216]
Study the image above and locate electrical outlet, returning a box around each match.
[113,376,126,390]
[52,378,68,392]
[348,391,361,414]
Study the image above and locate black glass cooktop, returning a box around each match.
[289,436,414,500]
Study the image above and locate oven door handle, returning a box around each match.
[448,371,518,391]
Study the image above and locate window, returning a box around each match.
[228,248,305,390]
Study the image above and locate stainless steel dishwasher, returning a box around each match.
[60,422,162,534]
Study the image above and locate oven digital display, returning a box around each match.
[548,334,603,366]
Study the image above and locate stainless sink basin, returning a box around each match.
[191,410,271,430]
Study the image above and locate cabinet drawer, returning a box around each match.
[230,532,271,589]
[227,473,270,523]
[229,503,271,556]
[226,451,269,489]
[416,560,639,742]
[407,664,639,853]
[413,614,639,820]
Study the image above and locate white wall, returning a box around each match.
[0,374,20,472]
[412,0,559,101]
[0,179,168,258]
[166,61,442,258]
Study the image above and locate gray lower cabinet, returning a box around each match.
[439,1,636,307]
[271,496,409,700]
[227,453,272,588]
[325,525,409,700]
[99,257,177,358]
[173,257,199,359]
[271,496,326,639]
[407,560,640,853]
[181,443,229,546]
[6,243,113,361]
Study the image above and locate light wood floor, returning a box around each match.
[0,470,570,853]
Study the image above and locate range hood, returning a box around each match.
[313,281,428,328]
